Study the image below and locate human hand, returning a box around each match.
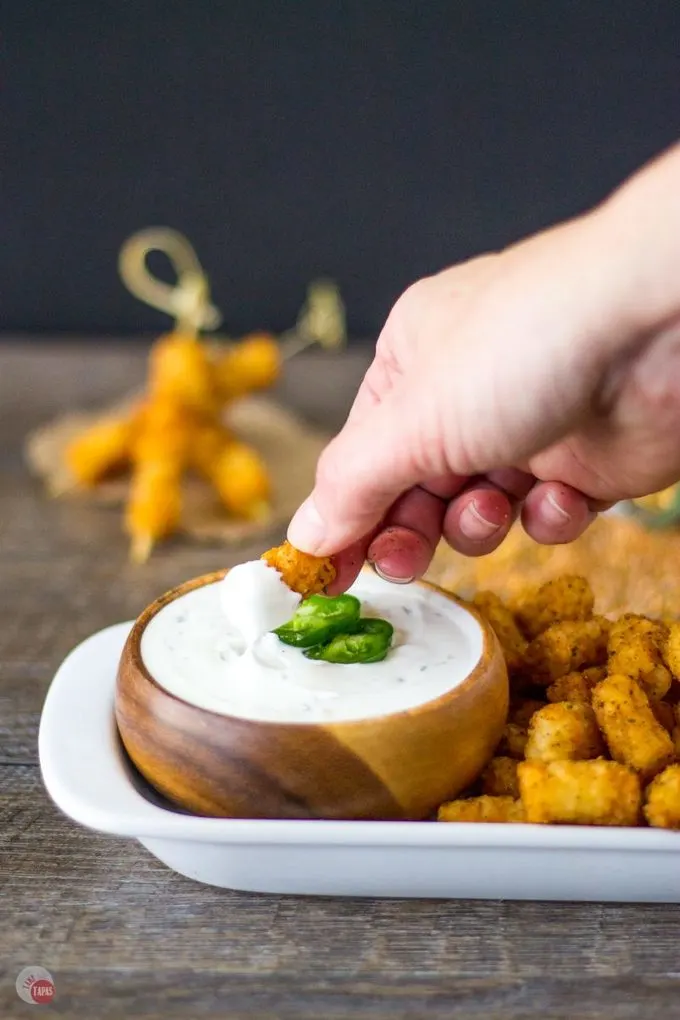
[288,144,680,591]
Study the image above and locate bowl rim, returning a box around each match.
[120,567,503,729]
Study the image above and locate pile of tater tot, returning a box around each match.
[437,575,680,830]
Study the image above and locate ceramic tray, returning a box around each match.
[39,624,680,901]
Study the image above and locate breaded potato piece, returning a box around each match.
[509,699,545,728]
[438,795,524,823]
[514,574,594,640]
[472,591,527,673]
[518,760,641,826]
[261,541,336,598]
[525,702,605,763]
[495,722,528,760]
[663,622,680,680]
[643,764,680,829]
[608,616,671,700]
[481,757,520,798]
[524,617,609,684]
[592,674,675,781]
[546,667,606,704]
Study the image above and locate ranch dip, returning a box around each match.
[141,566,483,723]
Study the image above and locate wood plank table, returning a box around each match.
[1,341,678,1020]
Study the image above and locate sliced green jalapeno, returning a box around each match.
[274,594,361,648]
[303,618,394,664]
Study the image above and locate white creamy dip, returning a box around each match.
[141,569,483,723]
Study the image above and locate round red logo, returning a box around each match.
[16,967,55,1005]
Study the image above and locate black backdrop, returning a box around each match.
[3,2,680,338]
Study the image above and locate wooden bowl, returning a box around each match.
[115,572,508,820]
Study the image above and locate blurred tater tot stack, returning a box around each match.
[65,329,280,561]
[437,573,680,830]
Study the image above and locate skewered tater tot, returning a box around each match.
[525,702,604,763]
[149,332,218,413]
[438,796,524,823]
[189,420,234,479]
[514,575,594,640]
[481,757,520,798]
[524,617,609,684]
[125,460,182,563]
[592,674,675,781]
[209,440,271,520]
[518,760,641,826]
[65,412,136,487]
[262,540,336,598]
[496,722,528,760]
[472,591,527,673]
[644,765,680,829]
[214,333,281,400]
[608,615,671,700]
[546,667,605,704]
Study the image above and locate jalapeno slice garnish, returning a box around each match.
[274,594,361,648]
[303,618,394,664]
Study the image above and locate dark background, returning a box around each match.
[2,1,680,338]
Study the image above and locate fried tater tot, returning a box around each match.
[592,674,675,781]
[437,795,524,823]
[525,702,605,763]
[481,757,520,798]
[472,591,527,673]
[262,540,336,598]
[125,460,182,563]
[608,615,671,700]
[518,760,641,826]
[643,765,680,829]
[514,574,594,640]
[214,333,281,401]
[495,722,528,760]
[524,617,609,684]
[663,622,680,680]
[209,441,271,520]
[509,699,545,728]
[65,413,136,486]
[546,666,606,704]
[148,332,218,414]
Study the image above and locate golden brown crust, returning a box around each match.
[518,759,641,826]
[471,592,528,673]
[514,574,594,640]
[524,702,604,763]
[438,795,524,823]
[261,540,336,598]
[644,764,680,829]
[481,757,520,798]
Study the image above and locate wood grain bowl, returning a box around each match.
[115,571,508,820]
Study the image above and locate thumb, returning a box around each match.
[287,389,432,556]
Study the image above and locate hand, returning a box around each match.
[289,144,680,592]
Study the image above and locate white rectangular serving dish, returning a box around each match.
[39,624,680,901]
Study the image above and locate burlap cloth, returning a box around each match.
[25,395,329,545]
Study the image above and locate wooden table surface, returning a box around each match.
[1,341,679,1020]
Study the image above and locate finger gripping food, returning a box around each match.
[518,760,641,826]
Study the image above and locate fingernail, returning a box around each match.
[371,563,415,584]
[287,496,327,554]
[543,492,572,528]
[459,500,503,541]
